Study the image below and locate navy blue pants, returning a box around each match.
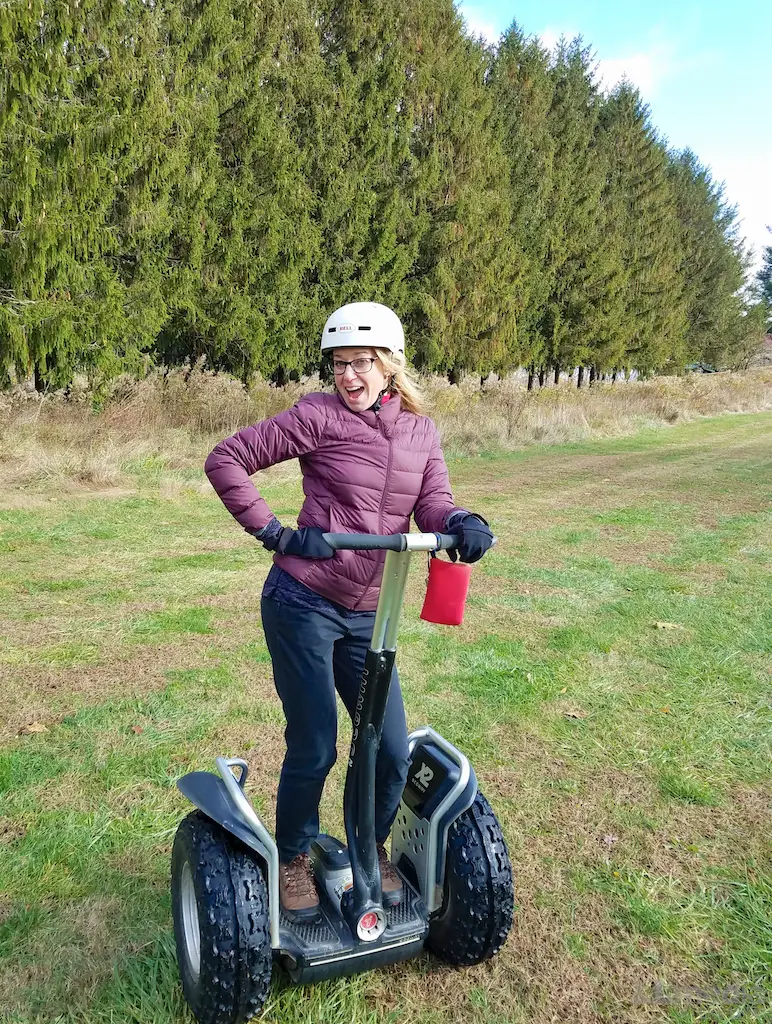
[261,596,411,863]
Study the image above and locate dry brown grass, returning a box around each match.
[1,365,771,491]
[0,895,123,1016]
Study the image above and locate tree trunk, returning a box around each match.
[577,366,584,388]
[447,367,461,385]
[589,366,597,385]
[272,366,288,386]
[527,365,535,391]
[34,363,46,393]
[612,370,618,383]
[538,367,546,388]
[553,364,560,385]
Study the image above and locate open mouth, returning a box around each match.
[345,385,365,400]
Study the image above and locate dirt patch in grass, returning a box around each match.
[0,637,246,742]
[455,441,770,526]
[0,959,55,1017]
[0,818,28,844]
[0,896,123,1017]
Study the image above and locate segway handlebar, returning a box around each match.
[322,531,460,553]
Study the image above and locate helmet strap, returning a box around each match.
[370,382,393,414]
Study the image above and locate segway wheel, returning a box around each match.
[428,791,514,965]
[171,811,272,1024]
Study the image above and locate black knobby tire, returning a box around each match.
[427,791,514,965]
[171,811,272,1024]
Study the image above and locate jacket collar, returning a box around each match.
[333,390,402,429]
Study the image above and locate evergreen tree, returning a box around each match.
[280,0,424,376]
[754,229,772,333]
[667,148,749,366]
[539,41,624,378]
[405,0,517,376]
[0,0,183,388]
[155,0,322,381]
[600,82,687,374]
[490,25,554,374]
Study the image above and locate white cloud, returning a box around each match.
[538,26,676,98]
[596,47,675,97]
[538,27,579,53]
[457,2,499,45]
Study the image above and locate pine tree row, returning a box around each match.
[0,1,763,389]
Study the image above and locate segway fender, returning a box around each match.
[177,758,281,948]
[177,772,269,860]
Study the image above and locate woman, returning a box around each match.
[204,302,493,920]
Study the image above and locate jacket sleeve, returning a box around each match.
[204,396,327,534]
[412,424,468,534]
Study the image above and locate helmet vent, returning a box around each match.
[358,325,371,331]
[327,327,336,333]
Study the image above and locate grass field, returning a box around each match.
[1,412,770,1024]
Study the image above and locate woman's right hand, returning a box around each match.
[451,514,494,563]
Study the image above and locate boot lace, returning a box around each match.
[377,844,401,887]
[282,853,317,899]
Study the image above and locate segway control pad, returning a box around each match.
[392,728,478,913]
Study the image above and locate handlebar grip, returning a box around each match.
[322,533,406,551]
[321,532,464,553]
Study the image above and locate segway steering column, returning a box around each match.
[322,532,459,941]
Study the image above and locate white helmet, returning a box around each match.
[320,302,405,356]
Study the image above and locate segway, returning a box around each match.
[171,532,514,1023]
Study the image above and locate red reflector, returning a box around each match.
[360,912,377,930]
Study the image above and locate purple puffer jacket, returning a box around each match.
[204,391,465,610]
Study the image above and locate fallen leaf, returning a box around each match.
[559,687,567,694]
[19,722,48,735]
[654,621,685,631]
[130,725,143,735]
[660,706,671,713]
[562,707,587,720]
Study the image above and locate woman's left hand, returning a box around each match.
[452,514,494,563]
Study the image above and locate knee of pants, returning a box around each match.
[376,741,410,786]
[283,736,338,780]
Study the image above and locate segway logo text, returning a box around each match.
[349,670,369,767]
[413,764,434,791]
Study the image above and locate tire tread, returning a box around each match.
[427,791,514,965]
[171,811,272,1024]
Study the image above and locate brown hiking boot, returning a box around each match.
[279,853,320,921]
[377,843,403,907]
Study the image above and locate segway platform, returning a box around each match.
[279,839,428,984]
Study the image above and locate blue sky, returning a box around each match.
[457,0,771,274]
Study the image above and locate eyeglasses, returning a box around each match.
[332,357,376,375]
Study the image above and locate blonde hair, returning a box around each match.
[375,349,426,416]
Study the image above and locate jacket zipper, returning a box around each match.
[352,408,393,611]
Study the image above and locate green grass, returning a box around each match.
[0,412,770,1024]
